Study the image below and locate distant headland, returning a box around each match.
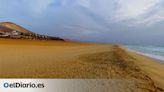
[0,22,64,41]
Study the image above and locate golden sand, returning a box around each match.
[0,39,163,91]
[127,49,164,90]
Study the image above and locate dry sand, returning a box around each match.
[126,49,164,91]
[0,39,163,92]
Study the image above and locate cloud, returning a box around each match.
[114,0,164,26]
[75,0,164,26]
[134,11,164,26]
[133,1,164,26]
[27,0,55,15]
[76,0,116,22]
[115,0,160,20]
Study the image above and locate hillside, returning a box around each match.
[0,22,64,41]
[0,22,33,34]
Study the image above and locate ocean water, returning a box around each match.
[125,45,164,63]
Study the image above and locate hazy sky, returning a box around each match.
[0,0,164,44]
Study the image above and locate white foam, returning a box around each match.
[126,48,164,63]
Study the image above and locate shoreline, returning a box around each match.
[125,47,164,64]
[123,46,164,90]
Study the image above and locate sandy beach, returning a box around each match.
[0,39,163,91]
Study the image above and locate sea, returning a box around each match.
[125,45,164,63]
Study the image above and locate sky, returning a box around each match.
[0,0,164,45]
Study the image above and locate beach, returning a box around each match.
[0,39,163,91]
[127,50,164,90]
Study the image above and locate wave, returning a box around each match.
[125,45,164,63]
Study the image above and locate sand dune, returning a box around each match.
[0,39,163,92]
